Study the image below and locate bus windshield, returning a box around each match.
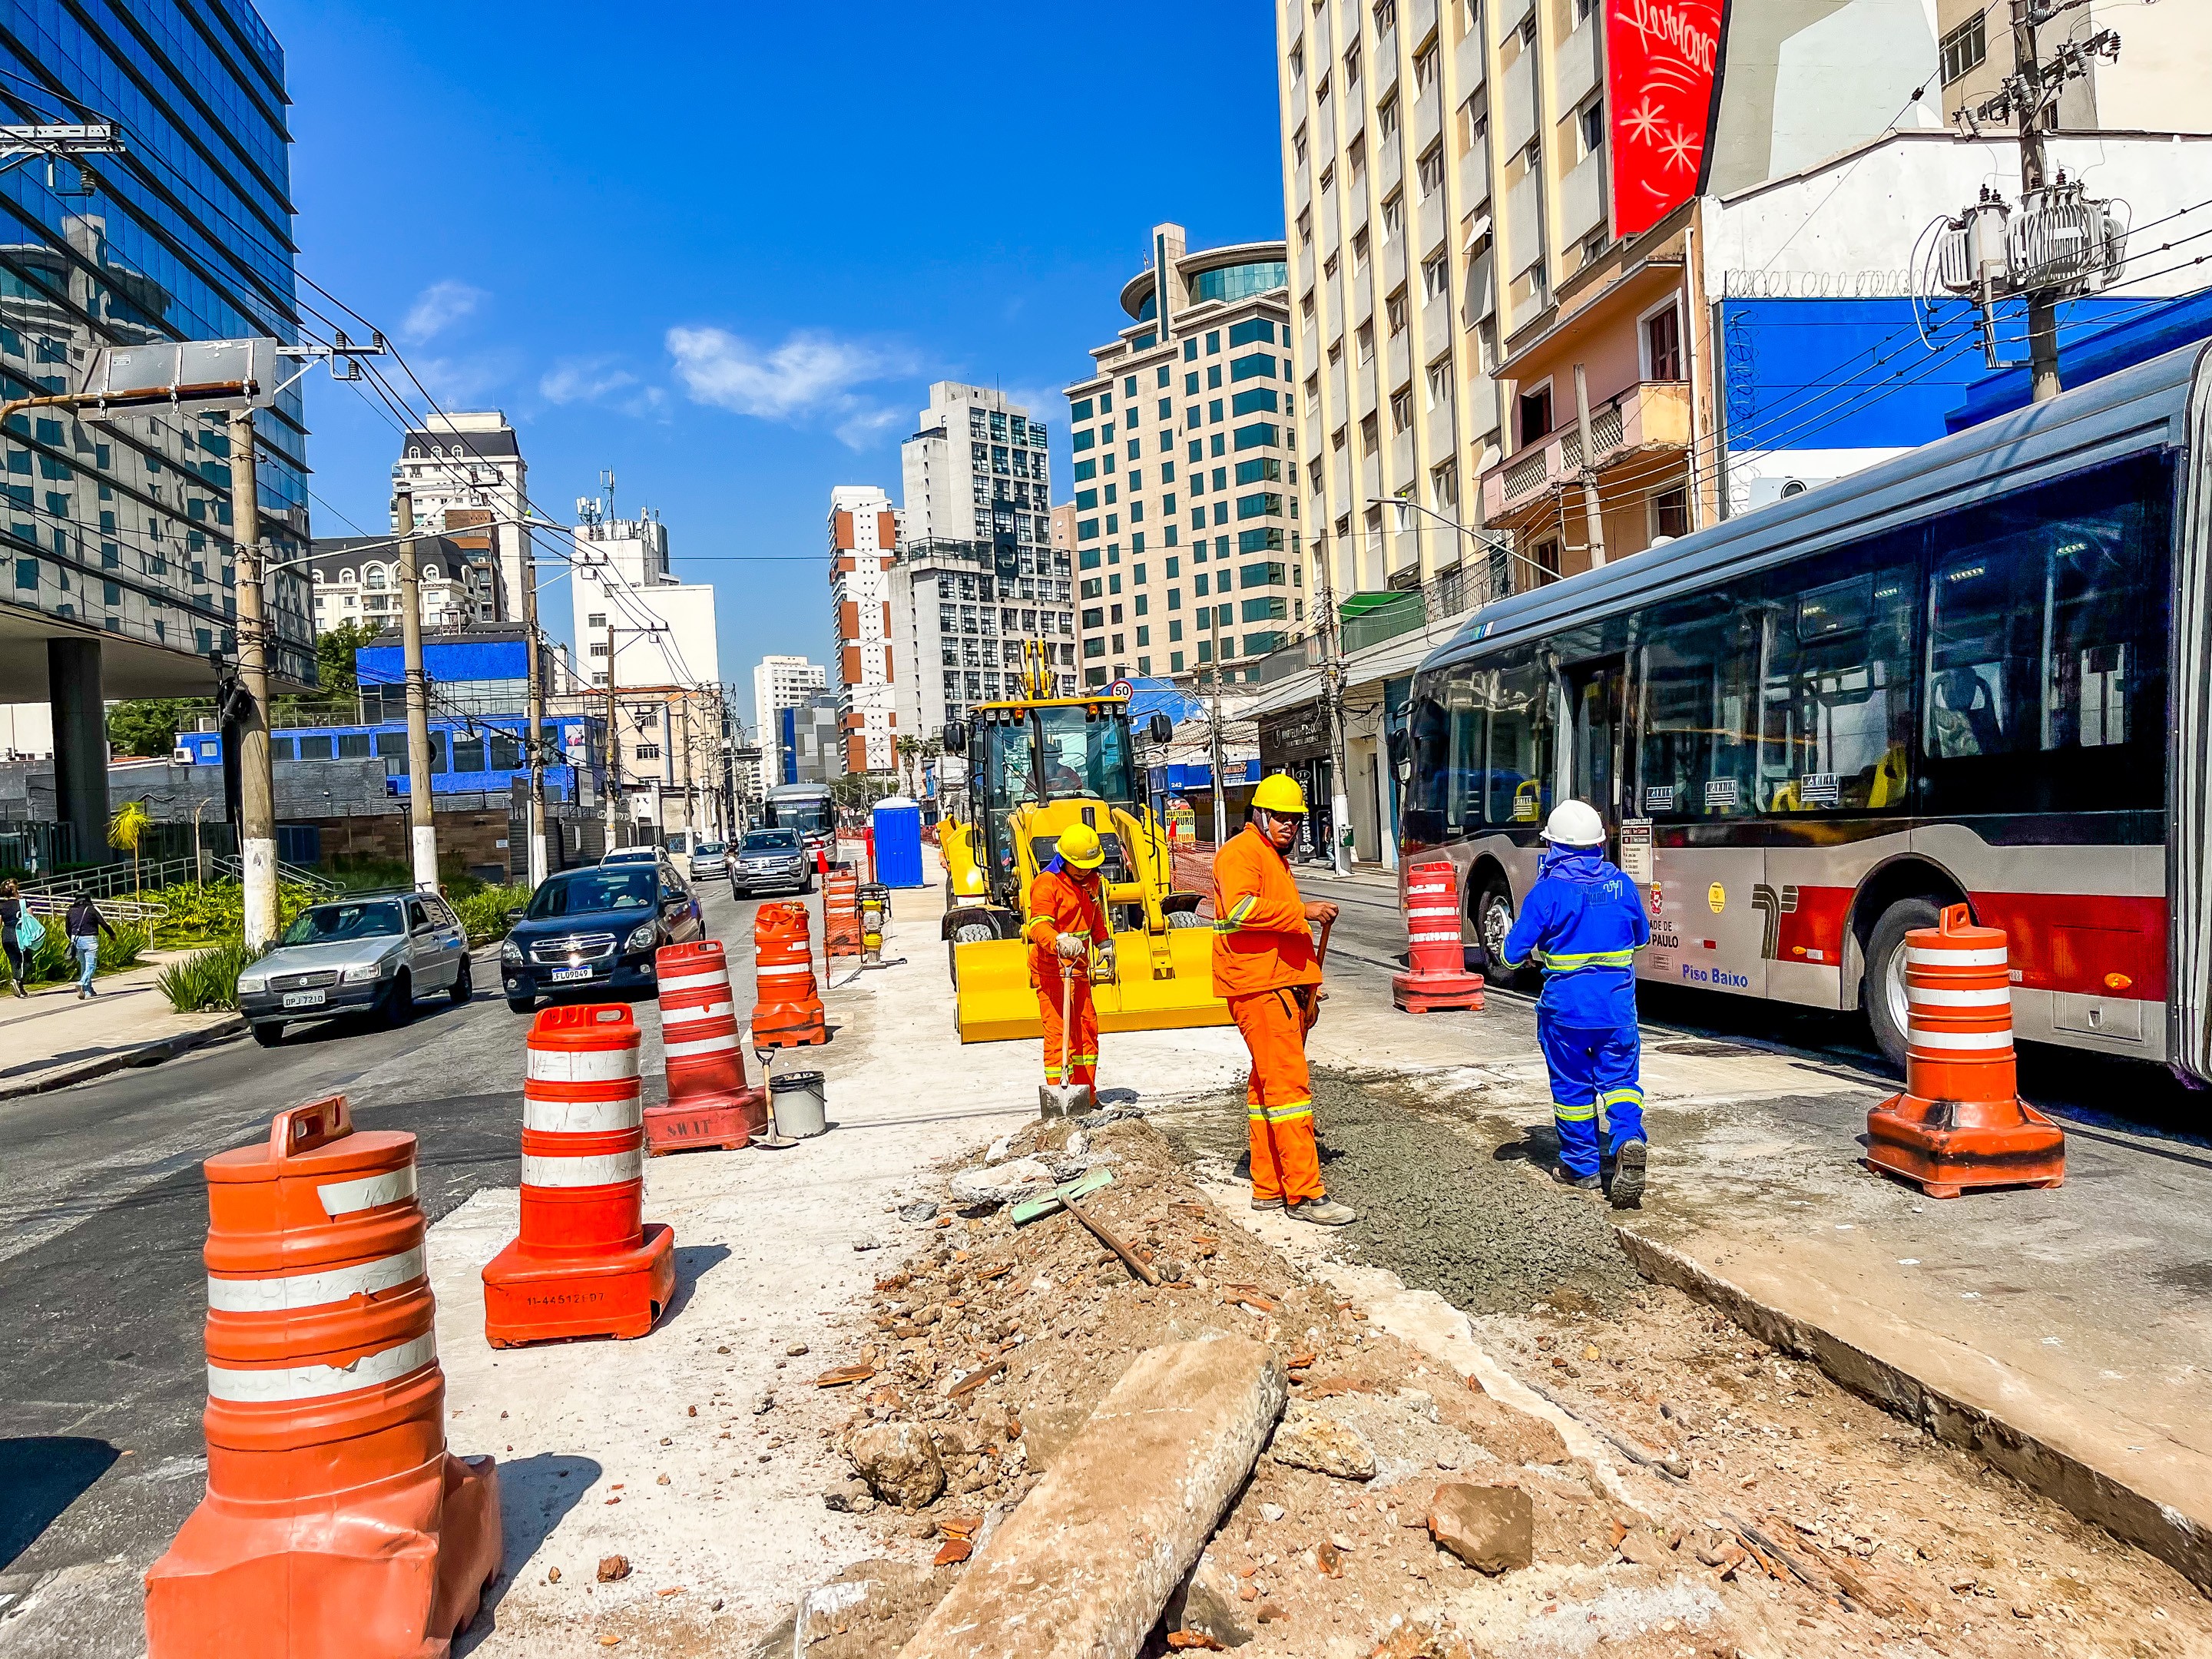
[1034,706,1132,803]
[763,796,833,836]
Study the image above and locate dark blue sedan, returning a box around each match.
[499,859,704,1014]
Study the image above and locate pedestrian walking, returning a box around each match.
[1498,800,1653,1208]
[0,879,32,996]
[1213,773,1354,1226]
[1025,822,1111,1092]
[64,890,114,999]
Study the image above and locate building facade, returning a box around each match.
[779,689,841,786]
[753,653,825,778]
[391,412,526,620]
[311,535,485,633]
[0,0,314,860]
[1064,226,1294,689]
[828,484,898,774]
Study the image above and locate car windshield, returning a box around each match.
[742,831,800,853]
[281,901,404,945]
[528,869,655,917]
[695,843,726,856]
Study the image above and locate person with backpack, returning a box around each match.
[0,880,32,997]
[65,891,114,998]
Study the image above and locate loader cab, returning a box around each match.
[954,697,1164,907]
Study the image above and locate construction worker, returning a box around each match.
[1214,773,1354,1226]
[1026,821,1110,1091]
[1498,799,1652,1208]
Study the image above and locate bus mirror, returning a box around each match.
[942,723,966,757]
[1147,712,1174,745]
[1386,727,1410,767]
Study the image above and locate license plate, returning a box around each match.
[549,965,593,982]
[281,989,326,1008]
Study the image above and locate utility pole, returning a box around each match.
[1207,679,1228,847]
[604,619,621,850]
[1309,531,1354,877]
[521,518,548,886]
[1571,363,1608,564]
[228,408,276,950]
[2010,0,2061,403]
[393,482,439,892]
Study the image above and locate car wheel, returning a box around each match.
[384,971,414,1028]
[251,1022,283,1048]
[449,956,473,1005]
[1863,896,1943,1073]
[1474,879,1517,983]
[802,873,816,894]
[506,992,535,1015]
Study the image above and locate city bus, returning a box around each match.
[1399,339,2212,1077]
[759,782,836,854]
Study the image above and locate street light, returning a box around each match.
[1368,491,1555,595]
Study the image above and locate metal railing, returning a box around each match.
[214,854,342,898]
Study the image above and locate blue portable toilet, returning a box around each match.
[872,794,925,888]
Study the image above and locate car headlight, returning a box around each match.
[625,922,658,952]
[237,972,268,993]
[500,939,524,965]
[342,957,389,983]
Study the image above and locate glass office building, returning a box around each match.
[0,0,311,693]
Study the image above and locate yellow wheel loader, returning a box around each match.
[939,650,1226,1043]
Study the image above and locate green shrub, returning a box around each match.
[455,883,532,945]
[157,940,263,1013]
[8,917,147,985]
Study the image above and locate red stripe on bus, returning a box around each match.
[1772,886,2164,1000]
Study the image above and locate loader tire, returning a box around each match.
[1167,909,1204,928]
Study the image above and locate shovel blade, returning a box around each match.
[1008,1166,1116,1227]
[1037,1082,1094,1120]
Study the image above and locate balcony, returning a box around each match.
[1409,0,1437,41]
[1415,82,1442,154]
[1555,17,1599,111]
[1504,169,1541,275]
[1499,51,1536,156]
[1455,23,1487,98]
[1560,150,1605,244]
[1478,380,1693,525]
[1419,188,1445,263]
[1455,131,1489,214]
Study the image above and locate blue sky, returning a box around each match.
[265,1,1287,727]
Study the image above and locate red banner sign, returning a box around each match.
[1606,0,1724,237]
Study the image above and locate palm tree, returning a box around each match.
[108,797,153,894]
[895,734,921,796]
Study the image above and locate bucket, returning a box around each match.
[769,1071,827,1137]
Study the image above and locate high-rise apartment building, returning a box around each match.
[828,485,899,775]
[1064,226,1294,688]
[886,385,1073,743]
[753,654,826,757]
[392,412,527,619]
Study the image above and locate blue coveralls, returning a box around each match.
[1498,846,1651,1177]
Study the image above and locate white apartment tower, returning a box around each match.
[392,412,528,621]
[828,485,899,775]
[753,654,826,746]
[887,384,1075,747]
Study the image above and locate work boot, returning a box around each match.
[1550,1164,1601,1193]
[1250,1195,1285,1211]
[1609,1141,1648,1210]
[1286,1195,1356,1227]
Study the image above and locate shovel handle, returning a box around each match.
[1064,1194,1160,1286]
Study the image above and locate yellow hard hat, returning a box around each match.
[1252,773,1309,814]
[1055,823,1106,870]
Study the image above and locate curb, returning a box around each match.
[1613,1222,2212,1596]
[0,1015,247,1102]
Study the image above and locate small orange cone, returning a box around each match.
[1391,860,1486,1015]
[645,939,765,1154]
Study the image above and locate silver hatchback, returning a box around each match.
[236,892,472,1045]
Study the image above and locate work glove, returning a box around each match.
[1055,932,1087,962]
[1098,941,1118,975]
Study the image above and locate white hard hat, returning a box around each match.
[1541,799,1606,846]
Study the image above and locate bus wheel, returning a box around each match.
[1474,878,1515,982]
[1863,896,1942,1073]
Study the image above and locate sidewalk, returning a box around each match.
[0,953,242,1101]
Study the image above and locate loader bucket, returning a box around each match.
[953,926,1231,1043]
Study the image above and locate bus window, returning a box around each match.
[1401,671,1462,844]
[1921,454,2171,816]
[1758,563,1914,813]
[1635,596,1757,819]
[1485,651,1554,825]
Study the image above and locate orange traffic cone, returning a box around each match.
[1391,861,1486,1015]
[753,899,827,1048]
[482,1004,676,1344]
[645,939,765,1154]
[1864,905,2065,1198]
[145,1094,502,1659]
[824,864,863,958]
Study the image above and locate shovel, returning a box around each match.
[1038,956,1095,1120]
[1008,1168,1159,1286]
[750,1036,799,1151]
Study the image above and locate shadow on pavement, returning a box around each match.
[664,1242,731,1324]
[0,1435,120,1568]
[455,1450,602,1654]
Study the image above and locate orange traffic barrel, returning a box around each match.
[1865,904,2065,1198]
[1391,861,1486,1015]
[482,1005,676,1344]
[145,1094,502,1659]
[824,865,863,957]
[644,938,765,1154]
[753,900,827,1048]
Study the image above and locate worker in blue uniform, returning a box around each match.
[1498,799,1651,1208]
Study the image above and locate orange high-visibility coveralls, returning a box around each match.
[1212,824,1323,1204]
[1026,866,1108,1086]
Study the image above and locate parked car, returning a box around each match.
[237,892,472,1045]
[688,839,730,882]
[501,860,704,1013]
[729,827,813,896]
[601,846,661,866]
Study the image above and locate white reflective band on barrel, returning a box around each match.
[660,970,730,993]
[1409,932,1462,944]
[665,1031,738,1058]
[662,999,734,1025]
[1907,945,2008,968]
[316,1165,418,1218]
[1408,909,1456,921]
[208,1245,426,1313]
[524,1092,642,1133]
[522,1148,644,1187]
[1908,1027,2014,1051]
[757,964,811,979]
[526,1046,639,1082]
[1909,985,2012,1008]
[207,1330,436,1403]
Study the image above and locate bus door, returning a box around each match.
[1562,657,1627,834]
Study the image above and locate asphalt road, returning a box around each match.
[0,881,777,1657]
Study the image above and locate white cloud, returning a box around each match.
[400,280,487,344]
[541,358,639,405]
[665,326,911,448]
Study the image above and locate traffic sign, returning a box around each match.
[1107,678,1134,699]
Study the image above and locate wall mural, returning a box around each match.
[1606,0,1726,236]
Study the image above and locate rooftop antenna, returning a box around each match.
[599,467,617,523]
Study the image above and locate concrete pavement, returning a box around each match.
[0,955,243,1102]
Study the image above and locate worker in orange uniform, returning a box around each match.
[1026,821,1111,1091]
[1213,774,1355,1226]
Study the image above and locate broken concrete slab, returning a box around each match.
[896,1336,1287,1659]
[848,1420,946,1509]
[1427,1481,1533,1575]
[1267,1401,1377,1481]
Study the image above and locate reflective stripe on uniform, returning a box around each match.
[1553,1101,1598,1122]
[1600,1087,1643,1108]
[1542,946,1641,972]
[207,1330,437,1404]
[207,1245,426,1313]
[1213,895,1259,933]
